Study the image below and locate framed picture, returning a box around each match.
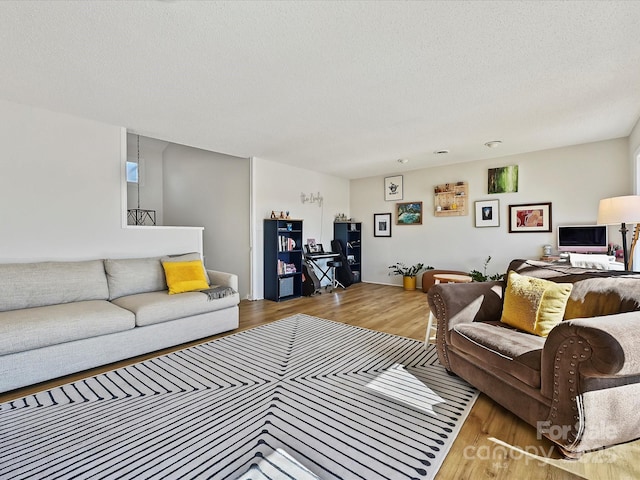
[488,165,518,193]
[509,202,552,233]
[384,175,403,201]
[475,200,500,227]
[374,213,392,237]
[396,201,423,225]
[305,242,324,254]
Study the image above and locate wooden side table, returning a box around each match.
[425,273,473,345]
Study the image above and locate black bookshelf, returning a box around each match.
[333,221,362,283]
[263,219,304,301]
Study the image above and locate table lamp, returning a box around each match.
[597,195,640,270]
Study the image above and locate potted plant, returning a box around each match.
[388,262,433,290]
[468,256,504,282]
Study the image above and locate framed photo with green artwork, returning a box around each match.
[488,165,518,193]
[396,201,423,225]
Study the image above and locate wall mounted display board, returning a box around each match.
[434,181,468,217]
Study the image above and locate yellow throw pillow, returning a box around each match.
[162,260,210,295]
[500,270,573,337]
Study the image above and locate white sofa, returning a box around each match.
[0,253,239,393]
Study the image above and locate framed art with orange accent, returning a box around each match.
[508,202,552,233]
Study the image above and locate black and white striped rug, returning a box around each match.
[0,314,477,480]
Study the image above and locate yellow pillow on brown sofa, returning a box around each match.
[162,260,210,295]
[500,270,573,337]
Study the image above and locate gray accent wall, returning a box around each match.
[163,143,251,299]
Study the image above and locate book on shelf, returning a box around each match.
[278,235,297,252]
[277,260,298,275]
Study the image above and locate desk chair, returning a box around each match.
[327,260,346,291]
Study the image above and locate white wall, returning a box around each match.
[252,157,350,299]
[0,99,203,262]
[351,137,631,287]
[163,144,251,298]
[627,115,640,270]
[630,115,640,192]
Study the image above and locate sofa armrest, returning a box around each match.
[427,281,504,369]
[427,280,504,330]
[539,311,640,450]
[543,311,640,389]
[207,270,238,292]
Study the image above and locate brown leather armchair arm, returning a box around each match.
[540,311,640,454]
[427,281,505,329]
[427,281,504,368]
[541,311,640,399]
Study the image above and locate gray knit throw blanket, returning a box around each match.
[201,285,236,300]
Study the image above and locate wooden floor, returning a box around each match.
[2,282,639,479]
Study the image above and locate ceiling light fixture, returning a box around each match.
[484,141,502,148]
[397,158,409,164]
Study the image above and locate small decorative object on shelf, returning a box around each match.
[434,181,468,217]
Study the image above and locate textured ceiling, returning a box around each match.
[1,1,639,179]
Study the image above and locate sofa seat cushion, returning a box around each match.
[451,321,545,388]
[112,290,239,327]
[0,300,135,355]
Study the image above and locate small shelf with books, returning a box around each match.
[333,221,362,283]
[264,219,304,301]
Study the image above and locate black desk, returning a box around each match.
[305,252,340,286]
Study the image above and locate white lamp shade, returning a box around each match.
[597,195,640,225]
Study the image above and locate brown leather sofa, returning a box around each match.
[427,259,640,457]
[421,269,468,292]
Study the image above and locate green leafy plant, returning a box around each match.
[468,256,504,282]
[388,262,433,277]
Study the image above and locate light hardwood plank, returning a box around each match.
[1,282,637,479]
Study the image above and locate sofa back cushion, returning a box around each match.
[508,259,640,319]
[105,253,206,300]
[104,256,166,300]
[563,277,640,319]
[0,260,109,312]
